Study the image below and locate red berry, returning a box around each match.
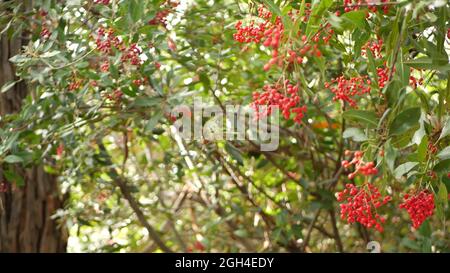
[251,80,306,125]
[336,183,391,232]
[399,190,434,229]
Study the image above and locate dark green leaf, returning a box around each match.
[4,154,24,163]
[389,107,421,136]
[225,142,244,166]
[342,110,378,128]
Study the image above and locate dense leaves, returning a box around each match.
[0,0,449,253]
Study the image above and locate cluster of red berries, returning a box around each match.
[336,183,391,232]
[234,6,333,72]
[409,68,424,89]
[343,0,391,14]
[325,75,371,107]
[100,61,110,72]
[361,39,393,91]
[233,21,268,44]
[149,9,172,27]
[337,150,437,230]
[94,0,110,4]
[38,10,51,39]
[427,143,438,154]
[132,77,148,86]
[103,89,123,103]
[376,66,389,89]
[121,43,142,66]
[362,39,383,59]
[341,150,378,179]
[251,80,307,124]
[148,1,179,28]
[96,27,123,54]
[96,28,143,66]
[133,79,143,86]
[325,64,392,106]
[68,80,82,91]
[40,27,51,39]
[399,190,435,229]
[409,75,424,89]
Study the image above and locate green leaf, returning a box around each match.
[391,129,415,148]
[417,135,428,162]
[433,159,450,174]
[401,237,420,250]
[439,116,450,140]
[225,142,244,166]
[199,72,211,92]
[3,170,24,187]
[366,49,378,86]
[261,0,293,30]
[129,0,143,23]
[145,111,163,132]
[4,154,24,163]
[394,162,419,179]
[342,110,378,128]
[399,51,411,88]
[413,89,430,113]
[418,219,431,238]
[261,0,282,17]
[343,127,368,142]
[305,0,333,36]
[352,29,370,57]
[404,58,450,71]
[420,237,432,253]
[437,146,450,160]
[132,96,163,107]
[40,50,60,58]
[384,139,397,173]
[438,182,448,207]
[9,54,30,64]
[340,10,368,30]
[1,80,18,93]
[389,107,421,136]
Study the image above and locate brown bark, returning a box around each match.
[0,31,67,252]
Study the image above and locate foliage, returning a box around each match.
[0,0,449,252]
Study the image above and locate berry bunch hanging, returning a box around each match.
[94,0,110,4]
[362,39,383,59]
[95,27,123,54]
[324,75,372,107]
[121,43,142,66]
[343,0,391,14]
[148,1,179,28]
[341,150,378,179]
[233,5,332,72]
[38,10,52,40]
[399,191,435,229]
[251,80,307,124]
[336,183,391,232]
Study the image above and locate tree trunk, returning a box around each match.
[0,32,67,252]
